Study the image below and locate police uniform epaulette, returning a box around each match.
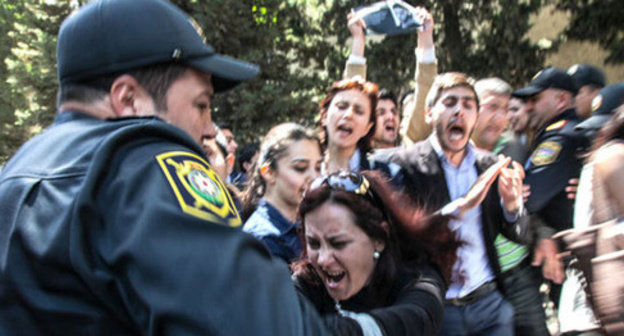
[544,120,567,132]
[529,109,588,166]
[544,113,584,137]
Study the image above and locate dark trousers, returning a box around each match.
[501,261,550,336]
[441,290,514,336]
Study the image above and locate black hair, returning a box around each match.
[237,143,259,172]
[378,89,398,108]
[219,123,233,132]
[57,63,188,112]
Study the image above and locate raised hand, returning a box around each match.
[347,12,366,57]
[414,7,434,49]
[498,158,524,214]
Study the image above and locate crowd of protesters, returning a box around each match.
[0,0,623,335]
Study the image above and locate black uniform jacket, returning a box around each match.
[524,108,590,236]
[0,111,325,335]
[388,140,532,285]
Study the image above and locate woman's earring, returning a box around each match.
[373,250,380,260]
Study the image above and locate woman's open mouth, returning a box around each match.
[322,269,346,288]
[336,124,353,137]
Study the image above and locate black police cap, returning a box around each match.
[57,0,259,92]
[576,82,624,132]
[513,67,577,98]
[567,64,606,90]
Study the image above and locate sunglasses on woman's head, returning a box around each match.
[310,171,371,195]
[309,171,390,221]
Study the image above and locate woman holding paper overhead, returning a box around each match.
[344,4,437,146]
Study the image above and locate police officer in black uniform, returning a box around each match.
[513,67,591,304]
[0,0,326,335]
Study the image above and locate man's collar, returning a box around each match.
[54,110,98,124]
[55,110,164,125]
[429,133,444,158]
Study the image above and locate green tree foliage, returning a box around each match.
[556,0,624,64]
[432,0,550,85]
[171,0,332,145]
[0,1,24,163]
[0,0,74,163]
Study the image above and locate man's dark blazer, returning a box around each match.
[388,139,532,289]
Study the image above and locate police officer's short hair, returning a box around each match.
[57,63,188,111]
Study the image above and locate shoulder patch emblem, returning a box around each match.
[156,151,241,227]
[546,120,567,132]
[530,141,562,166]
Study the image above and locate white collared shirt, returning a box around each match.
[429,135,496,299]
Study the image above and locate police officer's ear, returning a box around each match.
[555,90,573,111]
[109,74,154,117]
